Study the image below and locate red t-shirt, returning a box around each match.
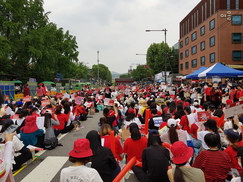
[53,113,68,130]
[124,136,147,162]
[101,135,123,161]
[224,141,243,174]
[190,123,199,139]
[180,115,190,133]
[204,87,212,96]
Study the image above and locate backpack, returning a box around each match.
[43,137,58,150]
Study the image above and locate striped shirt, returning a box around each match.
[192,150,231,182]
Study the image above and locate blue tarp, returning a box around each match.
[185,66,208,79]
[198,63,243,78]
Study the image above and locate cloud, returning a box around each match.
[43,0,200,73]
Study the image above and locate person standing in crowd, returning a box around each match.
[193,133,231,182]
[167,141,205,182]
[132,130,170,182]
[36,85,44,99]
[149,108,163,130]
[60,138,103,182]
[86,130,119,182]
[23,84,30,97]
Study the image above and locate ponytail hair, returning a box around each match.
[168,125,179,144]
[174,163,186,182]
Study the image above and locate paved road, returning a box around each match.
[14,111,138,182]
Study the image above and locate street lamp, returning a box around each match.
[145,29,168,43]
[97,50,99,86]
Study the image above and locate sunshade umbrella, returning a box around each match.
[41,81,55,84]
[12,80,23,84]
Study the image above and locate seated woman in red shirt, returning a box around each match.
[99,124,123,161]
[53,105,73,136]
[124,123,147,162]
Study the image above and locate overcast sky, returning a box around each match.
[43,0,200,74]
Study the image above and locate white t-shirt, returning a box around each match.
[197,130,210,150]
[123,117,142,129]
[60,165,103,182]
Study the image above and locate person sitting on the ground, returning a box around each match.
[20,115,44,147]
[167,141,205,182]
[124,123,147,163]
[60,138,103,182]
[132,130,170,182]
[86,130,119,182]
[193,133,231,182]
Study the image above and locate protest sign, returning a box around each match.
[104,98,114,106]
[41,99,50,107]
[75,96,83,105]
[36,117,45,129]
[22,96,31,103]
[197,111,211,122]
[225,101,243,118]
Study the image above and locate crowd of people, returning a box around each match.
[1,80,243,181]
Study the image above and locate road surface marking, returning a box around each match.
[21,156,68,182]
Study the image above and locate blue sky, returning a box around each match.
[43,0,201,74]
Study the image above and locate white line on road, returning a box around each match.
[21,156,68,182]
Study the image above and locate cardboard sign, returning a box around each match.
[41,99,50,107]
[225,101,243,118]
[36,116,45,129]
[75,96,83,105]
[55,92,63,98]
[155,98,164,105]
[104,98,114,106]
[84,101,94,108]
[197,111,211,122]
[45,91,52,96]
[22,96,31,103]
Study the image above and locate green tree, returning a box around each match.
[120,73,131,78]
[91,64,112,84]
[131,65,153,81]
[146,42,178,75]
[0,0,79,82]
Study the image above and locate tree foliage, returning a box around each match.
[0,0,82,82]
[146,42,178,75]
[131,65,153,81]
[91,64,112,84]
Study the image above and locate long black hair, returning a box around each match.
[86,130,102,155]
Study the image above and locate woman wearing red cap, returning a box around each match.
[60,138,102,182]
[167,141,205,182]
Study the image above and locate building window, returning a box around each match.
[185,37,189,45]
[236,0,239,9]
[227,0,231,10]
[232,33,242,43]
[191,46,197,55]
[200,41,205,51]
[209,19,215,30]
[210,36,215,47]
[232,15,242,25]
[191,32,197,41]
[200,26,205,36]
[180,41,183,48]
[185,50,189,57]
[201,56,205,65]
[232,50,242,61]
[180,64,183,71]
[185,62,189,69]
[210,53,215,63]
[191,59,197,68]
[180,52,183,59]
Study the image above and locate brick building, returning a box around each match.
[179,0,243,75]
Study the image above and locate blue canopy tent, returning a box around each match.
[185,66,208,79]
[198,63,243,78]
